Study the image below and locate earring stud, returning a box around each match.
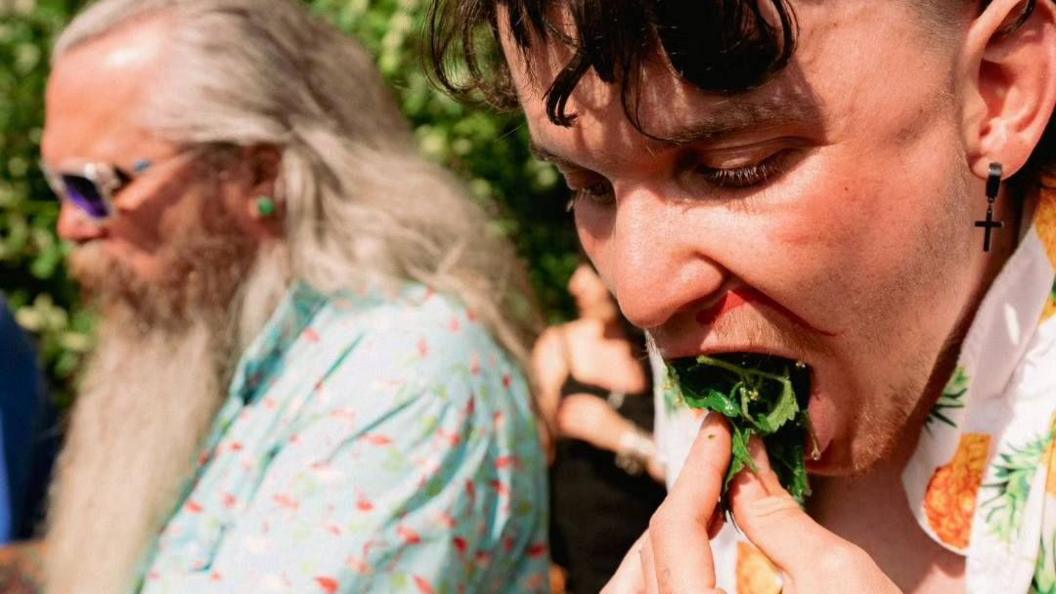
[255,195,277,218]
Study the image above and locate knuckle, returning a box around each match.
[740,494,800,525]
[649,504,673,534]
[816,544,872,575]
[756,467,781,485]
[649,501,693,536]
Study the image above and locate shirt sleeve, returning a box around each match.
[190,322,549,594]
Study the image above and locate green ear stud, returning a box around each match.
[255,196,277,218]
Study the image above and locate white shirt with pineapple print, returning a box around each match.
[652,179,1056,594]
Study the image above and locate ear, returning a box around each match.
[239,145,285,238]
[960,0,1056,179]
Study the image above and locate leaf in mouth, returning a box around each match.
[668,353,815,505]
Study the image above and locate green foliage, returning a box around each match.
[669,354,814,504]
[307,0,580,319]
[0,0,579,402]
[0,0,94,405]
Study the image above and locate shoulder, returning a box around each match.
[314,284,527,406]
[531,325,567,366]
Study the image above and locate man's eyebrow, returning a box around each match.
[661,94,822,146]
[528,90,823,168]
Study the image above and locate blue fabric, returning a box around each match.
[0,297,55,542]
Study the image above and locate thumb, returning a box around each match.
[727,438,850,574]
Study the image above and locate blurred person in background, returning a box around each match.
[0,298,56,542]
[0,0,550,592]
[532,263,664,594]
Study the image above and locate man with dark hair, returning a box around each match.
[429,0,1056,591]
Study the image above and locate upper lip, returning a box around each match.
[651,299,818,363]
[658,342,804,363]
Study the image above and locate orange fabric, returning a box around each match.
[735,542,782,594]
[923,433,992,549]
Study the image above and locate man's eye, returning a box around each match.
[692,151,792,189]
[564,178,615,211]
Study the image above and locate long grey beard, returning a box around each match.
[44,311,226,594]
[44,246,289,594]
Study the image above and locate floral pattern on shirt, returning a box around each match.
[136,283,550,594]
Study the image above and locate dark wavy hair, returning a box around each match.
[427,0,1053,182]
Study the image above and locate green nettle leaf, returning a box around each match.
[669,354,814,504]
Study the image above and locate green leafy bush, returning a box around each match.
[0,0,578,403]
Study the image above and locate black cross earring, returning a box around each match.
[975,162,1005,253]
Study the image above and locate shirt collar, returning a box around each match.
[228,282,330,405]
[903,181,1056,556]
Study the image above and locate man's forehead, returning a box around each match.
[43,17,173,165]
[507,45,825,164]
[498,1,929,162]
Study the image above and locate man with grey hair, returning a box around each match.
[0,1,551,593]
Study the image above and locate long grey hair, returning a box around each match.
[53,0,539,366]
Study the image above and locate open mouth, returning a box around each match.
[667,352,817,504]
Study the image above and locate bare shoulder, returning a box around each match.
[532,325,568,357]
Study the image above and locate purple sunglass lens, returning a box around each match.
[61,174,110,219]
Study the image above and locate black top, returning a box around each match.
[549,361,666,594]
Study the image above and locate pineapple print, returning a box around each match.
[927,367,968,432]
[1044,281,1056,325]
[1029,416,1056,593]
[981,432,1053,543]
[1031,533,1056,594]
[1047,426,1056,497]
[1038,183,1056,321]
[923,433,991,549]
[1037,182,1056,267]
[736,541,782,594]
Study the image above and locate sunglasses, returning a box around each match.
[41,151,200,222]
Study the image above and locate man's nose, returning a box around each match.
[57,202,106,243]
[601,190,726,331]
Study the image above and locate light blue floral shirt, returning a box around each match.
[137,283,550,594]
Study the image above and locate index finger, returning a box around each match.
[649,413,732,594]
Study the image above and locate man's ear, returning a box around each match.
[960,0,1056,179]
[239,145,284,238]
[243,144,282,196]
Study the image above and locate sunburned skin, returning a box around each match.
[694,290,755,327]
[696,287,840,338]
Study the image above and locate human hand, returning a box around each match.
[603,414,901,594]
